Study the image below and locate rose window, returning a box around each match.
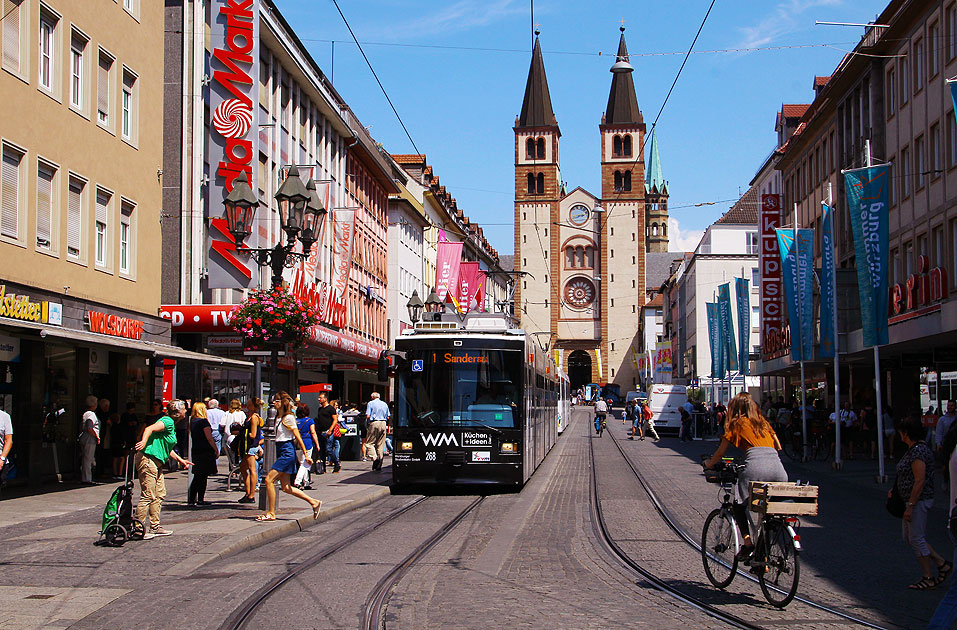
[564,278,596,308]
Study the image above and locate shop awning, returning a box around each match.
[35,326,253,368]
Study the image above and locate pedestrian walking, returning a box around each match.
[314,393,340,473]
[206,399,226,458]
[135,399,193,538]
[79,395,100,484]
[0,405,12,482]
[642,401,660,442]
[365,392,390,471]
[892,415,952,590]
[928,422,957,628]
[626,401,638,439]
[294,404,317,489]
[188,402,217,506]
[256,392,321,522]
[936,400,957,455]
[237,398,262,504]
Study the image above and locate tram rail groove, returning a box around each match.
[589,424,766,630]
[604,426,894,630]
[220,495,429,630]
[362,496,486,630]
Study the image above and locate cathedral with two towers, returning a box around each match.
[513,28,669,391]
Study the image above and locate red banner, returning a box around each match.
[327,209,356,328]
[436,239,463,302]
[457,262,485,312]
[760,194,784,359]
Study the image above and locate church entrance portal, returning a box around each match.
[567,350,592,392]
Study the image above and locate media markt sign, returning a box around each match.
[207,0,260,289]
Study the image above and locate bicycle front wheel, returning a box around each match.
[758,520,800,607]
[701,508,738,588]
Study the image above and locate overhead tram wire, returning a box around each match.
[330,0,420,155]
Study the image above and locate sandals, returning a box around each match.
[908,577,938,590]
[312,501,322,520]
[255,513,276,522]
[939,561,954,582]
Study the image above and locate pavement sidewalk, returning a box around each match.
[0,454,393,576]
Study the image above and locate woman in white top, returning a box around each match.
[223,399,246,448]
[257,391,321,522]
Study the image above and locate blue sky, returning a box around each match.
[273,0,889,254]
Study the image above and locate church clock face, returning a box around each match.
[564,277,596,309]
[569,205,590,226]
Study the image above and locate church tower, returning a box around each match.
[598,26,645,387]
[514,33,561,342]
[645,129,670,252]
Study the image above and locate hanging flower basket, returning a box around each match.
[230,288,320,350]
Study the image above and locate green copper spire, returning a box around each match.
[645,129,667,194]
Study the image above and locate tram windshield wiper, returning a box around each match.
[473,422,504,436]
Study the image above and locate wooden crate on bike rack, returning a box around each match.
[749,482,819,516]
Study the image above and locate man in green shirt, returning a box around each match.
[134,399,192,539]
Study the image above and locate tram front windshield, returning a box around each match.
[397,348,522,428]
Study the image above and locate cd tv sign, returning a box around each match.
[207,0,260,288]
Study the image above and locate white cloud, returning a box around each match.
[668,217,704,253]
[361,0,528,42]
[734,0,842,50]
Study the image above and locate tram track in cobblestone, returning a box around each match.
[589,426,766,630]
[362,495,486,630]
[600,424,895,630]
[220,495,429,630]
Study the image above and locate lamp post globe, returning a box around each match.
[223,170,259,246]
[275,165,310,238]
[406,289,424,324]
[425,288,443,315]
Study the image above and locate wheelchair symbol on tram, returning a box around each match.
[412,359,424,372]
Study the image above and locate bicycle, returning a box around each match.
[700,458,804,608]
[595,413,607,437]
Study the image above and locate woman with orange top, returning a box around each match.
[703,392,788,558]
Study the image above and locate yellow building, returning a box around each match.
[0,0,176,483]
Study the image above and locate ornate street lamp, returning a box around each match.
[406,290,424,324]
[425,288,443,319]
[274,165,310,239]
[299,178,327,254]
[223,170,259,245]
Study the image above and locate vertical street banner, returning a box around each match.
[717,283,738,373]
[819,202,837,358]
[595,348,603,380]
[326,208,356,329]
[843,164,890,347]
[706,302,723,379]
[207,0,260,288]
[656,341,673,384]
[949,79,957,118]
[457,262,484,312]
[435,240,464,303]
[776,228,815,361]
[760,194,783,358]
[735,277,750,376]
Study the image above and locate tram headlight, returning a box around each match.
[500,442,517,454]
[399,441,414,452]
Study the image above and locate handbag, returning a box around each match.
[332,420,342,438]
[886,479,906,518]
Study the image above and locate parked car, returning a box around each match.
[625,391,648,405]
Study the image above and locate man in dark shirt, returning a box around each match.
[314,393,340,473]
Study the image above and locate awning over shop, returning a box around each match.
[34,325,253,368]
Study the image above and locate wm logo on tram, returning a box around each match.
[420,433,459,447]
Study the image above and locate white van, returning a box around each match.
[648,384,688,433]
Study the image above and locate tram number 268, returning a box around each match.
[425,452,436,461]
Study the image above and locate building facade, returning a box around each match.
[0,0,178,482]
[514,29,667,392]
[160,0,397,406]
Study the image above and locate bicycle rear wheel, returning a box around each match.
[758,520,800,607]
[701,508,738,588]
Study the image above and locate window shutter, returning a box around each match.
[98,55,110,120]
[96,190,109,224]
[67,179,82,255]
[36,165,54,246]
[1,150,19,238]
[2,1,20,71]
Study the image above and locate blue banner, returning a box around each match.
[776,228,815,361]
[819,202,836,358]
[843,165,890,347]
[735,277,750,376]
[950,79,957,120]
[706,302,723,379]
[717,283,737,374]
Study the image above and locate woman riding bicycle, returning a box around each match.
[703,392,788,558]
